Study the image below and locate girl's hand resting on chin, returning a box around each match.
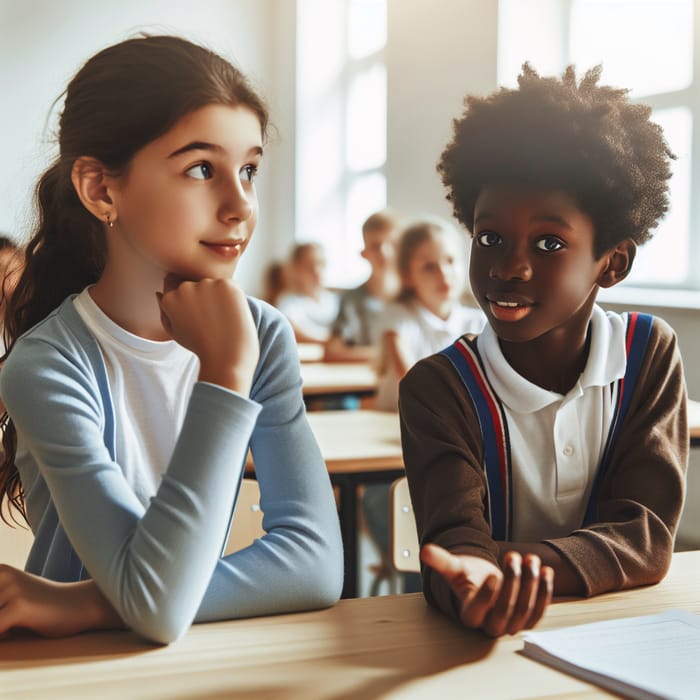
[420,543,554,637]
[157,274,260,396]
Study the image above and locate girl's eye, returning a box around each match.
[241,165,258,183]
[476,231,501,247]
[185,163,212,180]
[536,236,565,252]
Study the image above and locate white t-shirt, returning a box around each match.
[74,288,199,505]
[476,304,628,542]
[276,290,340,342]
[375,299,486,412]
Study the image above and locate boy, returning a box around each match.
[399,65,687,637]
[325,210,400,361]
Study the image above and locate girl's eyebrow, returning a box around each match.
[168,141,263,158]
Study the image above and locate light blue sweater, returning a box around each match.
[0,296,343,643]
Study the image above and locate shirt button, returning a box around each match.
[563,445,574,457]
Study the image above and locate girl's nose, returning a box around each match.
[489,247,532,281]
[220,180,254,223]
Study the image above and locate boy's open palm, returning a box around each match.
[421,543,553,637]
[157,275,260,396]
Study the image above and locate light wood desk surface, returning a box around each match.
[306,409,402,473]
[300,361,378,397]
[2,551,698,700]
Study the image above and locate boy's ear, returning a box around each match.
[597,239,637,288]
[70,157,117,226]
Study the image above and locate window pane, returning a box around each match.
[348,0,387,60]
[624,107,691,286]
[325,172,386,287]
[570,0,693,98]
[497,0,568,86]
[346,63,387,172]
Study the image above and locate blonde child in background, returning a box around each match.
[276,242,339,344]
[362,219,485,593]
[374,219,485,412]
[325,210,400,362]
[0,35,342,643]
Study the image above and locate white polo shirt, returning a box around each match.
[476,304,628,542]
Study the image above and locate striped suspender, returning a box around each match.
[582,311,653,525]
[442,338,512,540]
[440,312,654,539]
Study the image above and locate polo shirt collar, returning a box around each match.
[476,304,627,414]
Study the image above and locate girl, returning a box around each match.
[0,35,343,644]
[374,219,485,412]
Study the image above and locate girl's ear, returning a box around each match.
[597,239,637,288]
[70,157,117,226]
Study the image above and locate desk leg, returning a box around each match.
[333,475,358,599]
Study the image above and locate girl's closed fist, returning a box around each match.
[157,274,260,396]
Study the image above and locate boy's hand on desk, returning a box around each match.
[420,543,554,637]
[0,564,122,638]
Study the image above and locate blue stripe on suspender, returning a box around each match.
[582,312,654,525]
[442,341,510,540]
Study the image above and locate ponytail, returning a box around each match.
[0,161,106,524]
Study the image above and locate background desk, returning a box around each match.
[300,361,377,403]
[2,551,698,700]
[246,409,403,599]
[307,410,403,599]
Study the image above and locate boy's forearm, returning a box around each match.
[495,541,585,596]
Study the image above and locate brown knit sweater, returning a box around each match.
[399,314,688,622]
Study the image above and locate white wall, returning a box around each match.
[385,0,499,222]
[0,0,295,295]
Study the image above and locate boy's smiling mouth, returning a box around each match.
[486,294,534,322]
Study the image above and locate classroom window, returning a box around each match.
[296,0,388,289]
[498,0,698,294]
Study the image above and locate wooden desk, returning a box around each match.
[246,410,402,598]
[300,361,377,399]
[307,410,403,599]
[296,342,325,362]
[3,551,698,699]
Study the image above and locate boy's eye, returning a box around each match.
[536,236,565,252]
[185,163,212,180]
[241,164,258,182]
[476,231,501,247]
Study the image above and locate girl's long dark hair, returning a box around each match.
[0,35,269,524]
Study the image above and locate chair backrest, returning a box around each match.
[224,478,265,556]
[0,501,34,569]
[389,477,420,573]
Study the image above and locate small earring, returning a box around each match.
[105,213,114,228]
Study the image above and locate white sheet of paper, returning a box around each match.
[521,609,700,700]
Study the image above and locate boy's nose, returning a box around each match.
[489,249,532,281]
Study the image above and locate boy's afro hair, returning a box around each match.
[437,64,674,257]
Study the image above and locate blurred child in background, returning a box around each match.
[325,210,400,362]
[276,242,339,344]
[374,219,485,412]
[363,218,485,594]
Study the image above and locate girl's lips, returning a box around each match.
[201,241,244,259]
